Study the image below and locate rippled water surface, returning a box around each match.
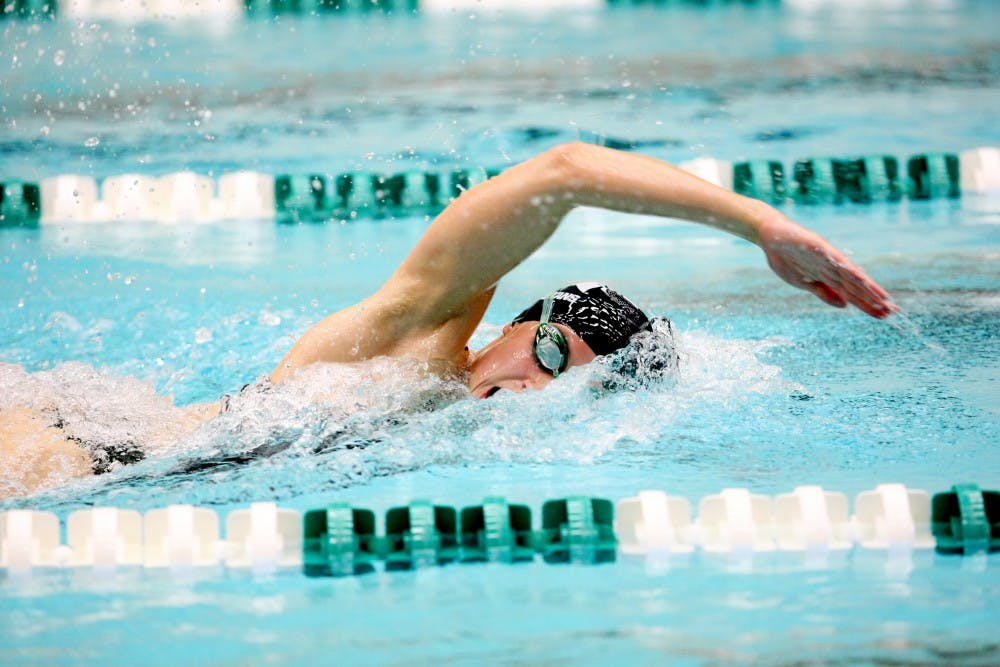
[1,2,999,665]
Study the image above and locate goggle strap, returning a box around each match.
[539,294,555,325]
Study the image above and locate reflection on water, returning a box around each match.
[1,550,997,666]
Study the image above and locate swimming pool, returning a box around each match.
[2,2,999,665]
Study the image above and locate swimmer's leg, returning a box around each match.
[0,407,93,499]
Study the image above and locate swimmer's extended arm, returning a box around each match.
[391,141,895,321]
[274,142,894,381]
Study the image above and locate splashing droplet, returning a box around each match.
[258,310,282,327]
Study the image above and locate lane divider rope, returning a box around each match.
[1,483,996,575]
[2,0,774,22]
[2,147,996,227]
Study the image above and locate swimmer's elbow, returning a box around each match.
[540,141,591,181]
[534,142,603,203]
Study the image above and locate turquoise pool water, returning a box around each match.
[2,2,999,665]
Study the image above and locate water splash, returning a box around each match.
[886,309,949,356]
[0,362,187,455]
[1,331,792,511]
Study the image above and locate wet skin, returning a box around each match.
[465,321,597,399]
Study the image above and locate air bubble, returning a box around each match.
[258,310,282,327]
[84,136,100,147]
[53,50,65,66]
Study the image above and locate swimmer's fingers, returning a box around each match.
[806,281,848,309]
[841,286,894,318]
[760,217,896,319]
[820,261,897,318]
[815,250,892,301]
[839,280,897,318]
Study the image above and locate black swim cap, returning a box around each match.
[511,283,651,357]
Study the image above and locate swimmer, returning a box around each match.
[268,142,895,393]
[0,143,896,497]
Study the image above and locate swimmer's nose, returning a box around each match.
[506,381,538,393]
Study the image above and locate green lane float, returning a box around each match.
[303,503,379,576]
[907,153,960,200]
[273,167,504,224]
[460,496,534,563]
[384,500,459,570]
[0,0,55,19]
[733,160,786,204]
[538,497,617,564]
[274,174,329,224]
[0,181,41,225]
[793,156,902,205]
[244,0,419,18]
[931,484,999,555]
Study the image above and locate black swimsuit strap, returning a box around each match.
[51,407,146,475]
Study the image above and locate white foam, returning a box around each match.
[0,361,197,462]
[2,329,792,503]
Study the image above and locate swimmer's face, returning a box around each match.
[467,321,597,399]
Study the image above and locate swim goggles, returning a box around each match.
[533,294,570,377]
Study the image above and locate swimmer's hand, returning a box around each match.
[757,216,897,319]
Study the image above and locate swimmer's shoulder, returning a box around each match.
[272,286,490,383]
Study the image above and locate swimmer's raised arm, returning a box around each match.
[391,141,895,320]
[273,142,894,381]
